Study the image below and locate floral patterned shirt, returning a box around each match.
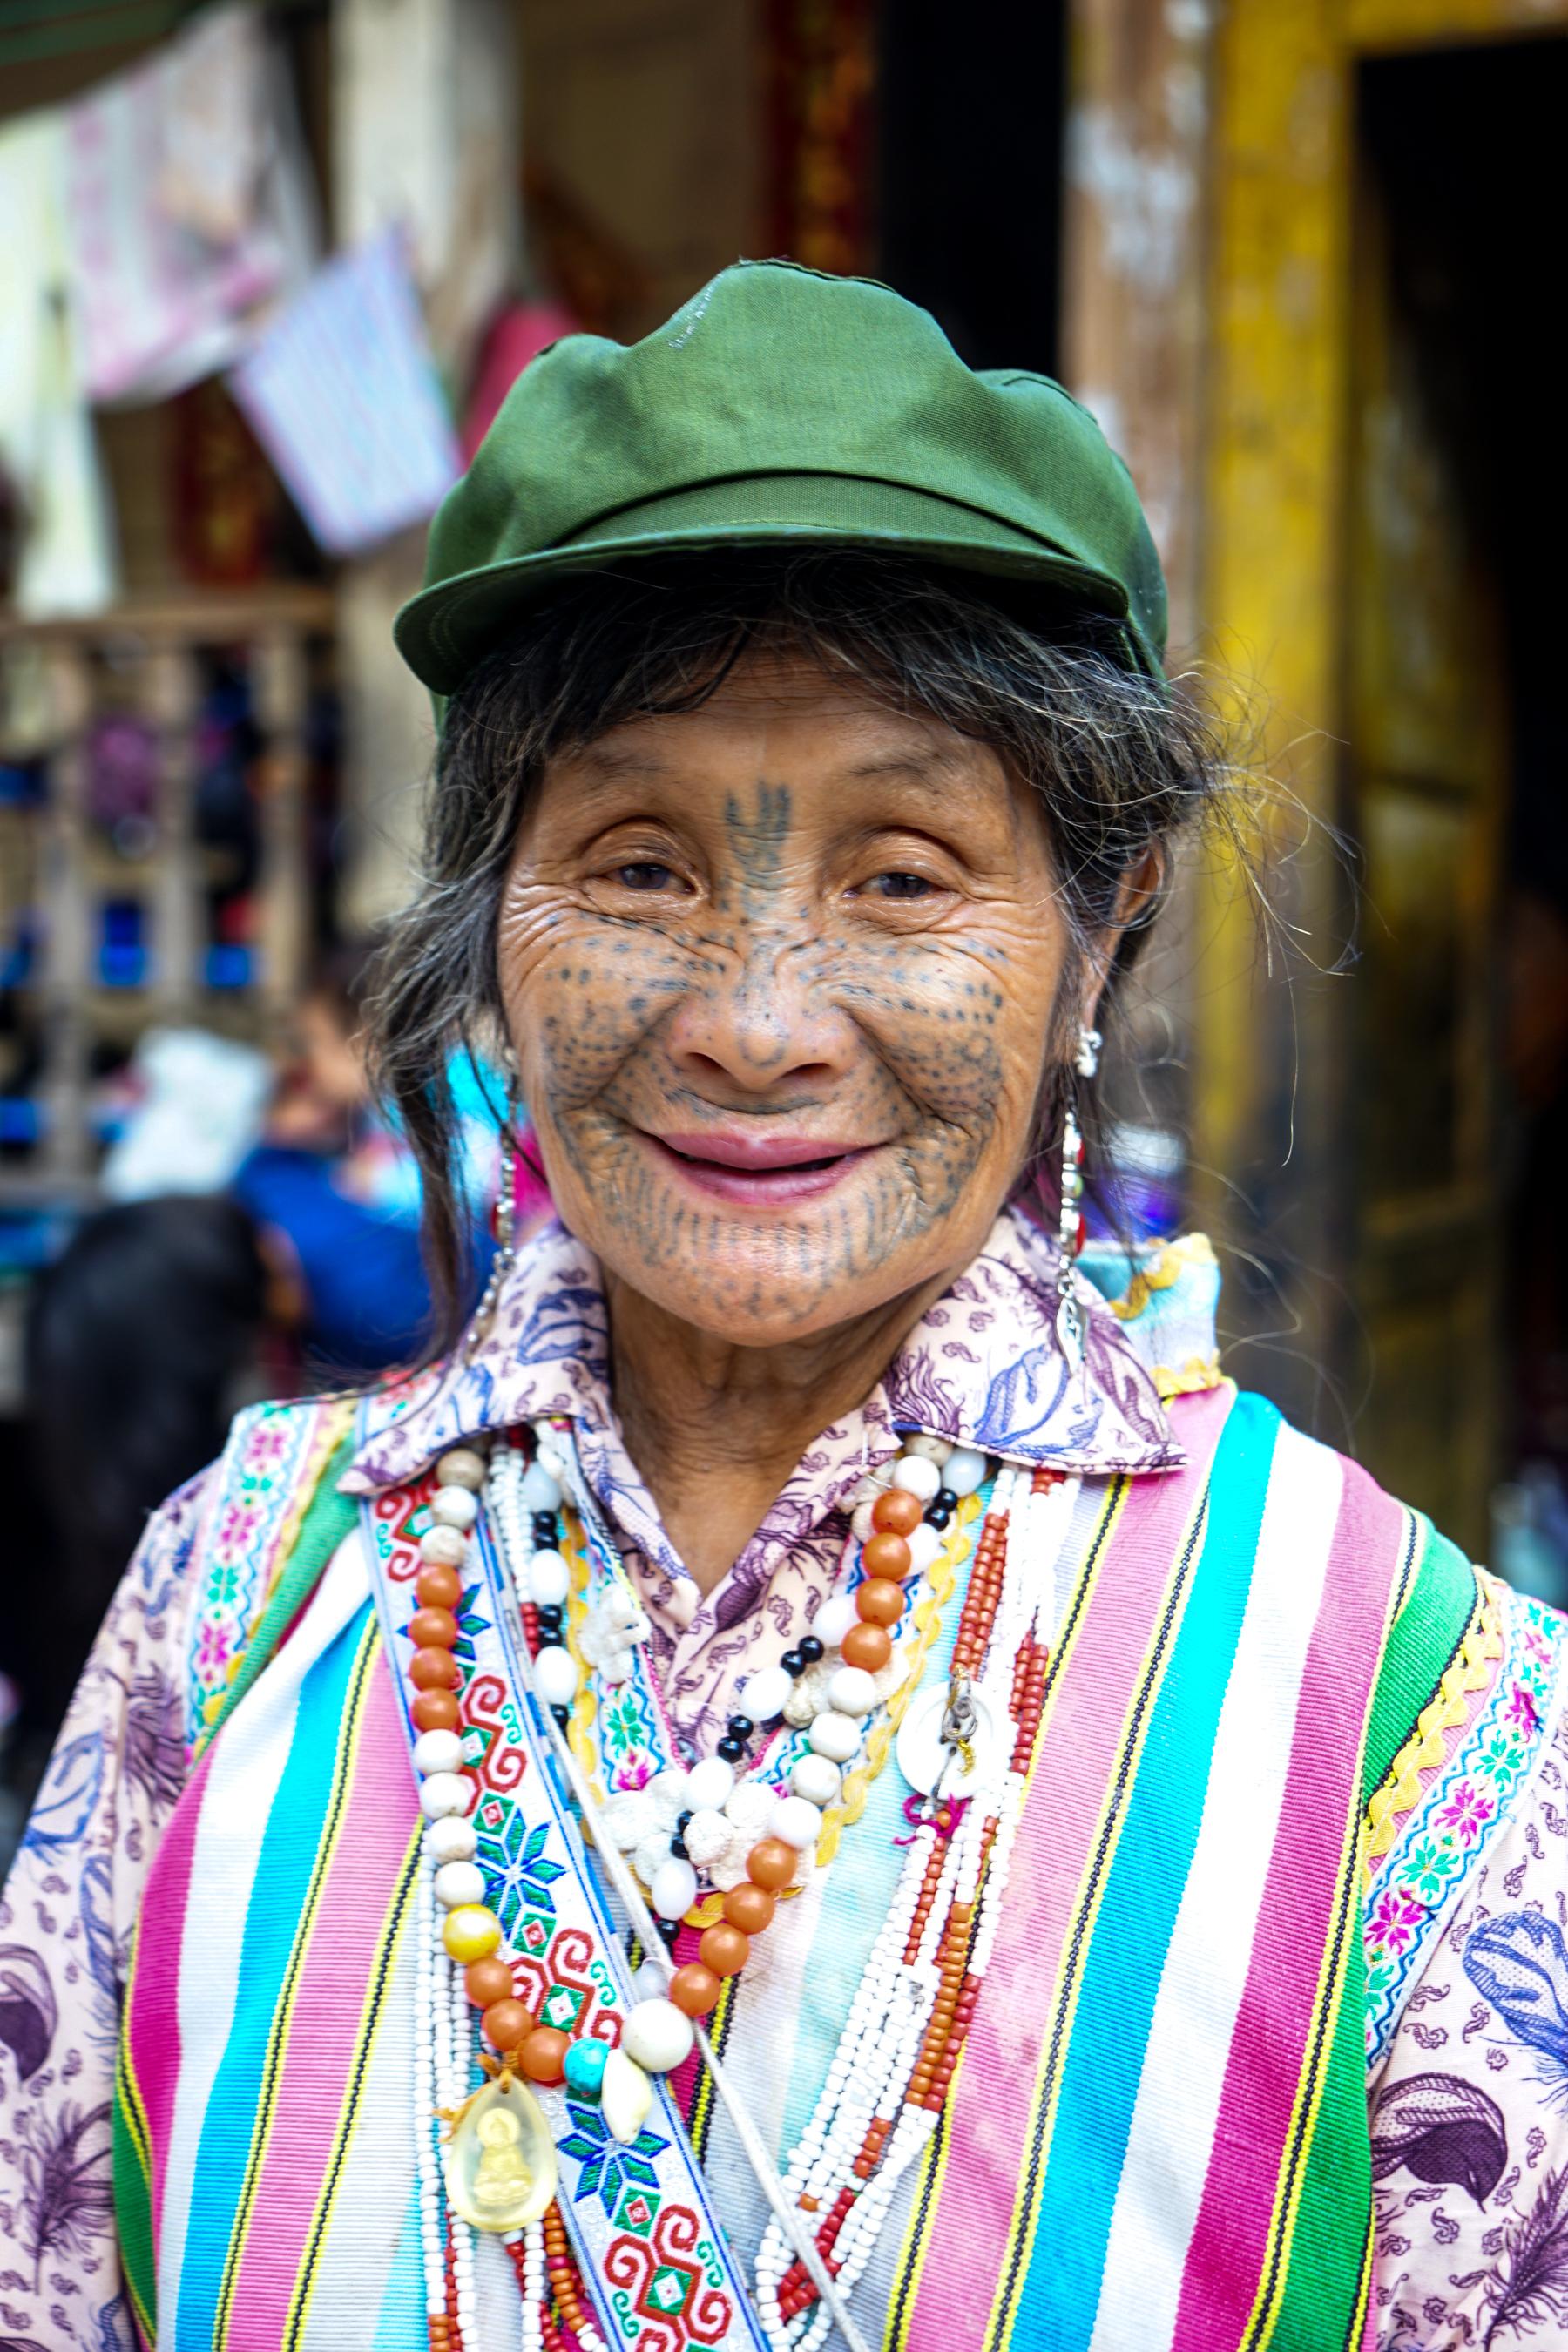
[0,1472,202,2351]
[341,1209,1184,1756]
[2,1209,1566,2348]
[1368,1605,1568,2349]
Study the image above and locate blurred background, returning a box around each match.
[3,0,1566,1834]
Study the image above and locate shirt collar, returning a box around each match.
[341,1206,1186,1495]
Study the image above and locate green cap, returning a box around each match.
[395,260,1167,693]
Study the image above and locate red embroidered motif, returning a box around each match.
[463,1672,529,1793]
[603,2206,733,2347]
[510,1923,619,2045]
[370,1475,440,1584]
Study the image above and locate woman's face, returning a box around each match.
[497,653,1081,1347]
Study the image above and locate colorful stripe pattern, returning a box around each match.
[117,1535,429,2351]
[896,1387,1415,2352]
[117,1378,1443,2350]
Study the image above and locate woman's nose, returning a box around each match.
[665,936,855,1091]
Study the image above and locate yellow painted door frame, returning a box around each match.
[1195,0,1568,1386]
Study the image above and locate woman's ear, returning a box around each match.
[1082,846,1167,1017]
[1112,844,1167,932]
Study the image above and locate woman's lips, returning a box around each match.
[640,1130,877,1206]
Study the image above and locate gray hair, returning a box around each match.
[366,550,1233,1350]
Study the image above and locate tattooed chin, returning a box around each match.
[538,1107,995,1338]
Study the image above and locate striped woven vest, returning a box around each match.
[113,1381,1475,2351]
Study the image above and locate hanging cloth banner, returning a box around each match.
[229,227,461,555]
[355,1411,767,2352]
[64,0,317,406]
[0,107,117,616]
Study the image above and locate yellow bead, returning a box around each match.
[442,1903,502,1963]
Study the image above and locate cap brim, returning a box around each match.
[395,472,1159,694]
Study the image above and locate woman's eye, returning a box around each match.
[612,862,679,892]
[868,871,936,901]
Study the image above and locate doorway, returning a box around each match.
[1348,34,1568,1567]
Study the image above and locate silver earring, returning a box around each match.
[1054,1025,1100,1367]
[466,1095,520,1361]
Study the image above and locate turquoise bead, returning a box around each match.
[564,2038,610,2101]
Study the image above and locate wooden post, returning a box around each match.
[1060,0,1218,1215]
[145,640,201,1022]
[37,645,94,1186]
[1192,0,1353,1416]
[253,625,309,1035]
[1062,0,1214,655]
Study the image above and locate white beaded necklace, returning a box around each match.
[749,1468,1077,2351]
[406,1425,1076,2349]
[496,1421,993,1929]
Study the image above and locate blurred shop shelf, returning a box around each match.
[0,585,337,1209]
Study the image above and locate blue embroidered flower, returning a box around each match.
[474,1806,567,1937]
[558,2099,667,2217]
[451,1579,492,1668]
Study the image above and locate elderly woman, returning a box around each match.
[2,265,1562,2352]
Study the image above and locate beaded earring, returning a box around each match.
[464,1101,519,1361]
[1053,1024,1101,1369]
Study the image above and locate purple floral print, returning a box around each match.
[1372,1709,1568,2344]
[0,1472,206,2349]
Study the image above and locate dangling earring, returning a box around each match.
[466,1092,520,1362]
[1054,1024,1100,1368]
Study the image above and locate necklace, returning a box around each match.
[493,1421,991,2010]
[396,1424,1072,2349]
[754,1467,1072,2347]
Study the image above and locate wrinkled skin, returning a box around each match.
[497,654,1132,1584]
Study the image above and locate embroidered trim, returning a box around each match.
[253,1393,354,1606]
[185,1396,346,1745]
[1108,1233,1220,1324]
[1363,1575,1566,2068]
[204,1396,355,1733]
[1366,1574,1500,1863]
[563,1497,605,1803]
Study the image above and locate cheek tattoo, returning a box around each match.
[504,775,1042,1330]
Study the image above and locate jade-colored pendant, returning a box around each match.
[443,2073,558,2233]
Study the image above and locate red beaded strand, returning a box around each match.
[542,2200,595,2344]
[776,1469,1069,2327]
[409,1537,466,1735]
[426,2217,463,2352]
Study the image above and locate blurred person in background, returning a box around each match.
[233,941,503,1376]
[0,965,499,1858]
[233,941,442,1376]
[0,265,1551,2352]
[7,1198,267,1807]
